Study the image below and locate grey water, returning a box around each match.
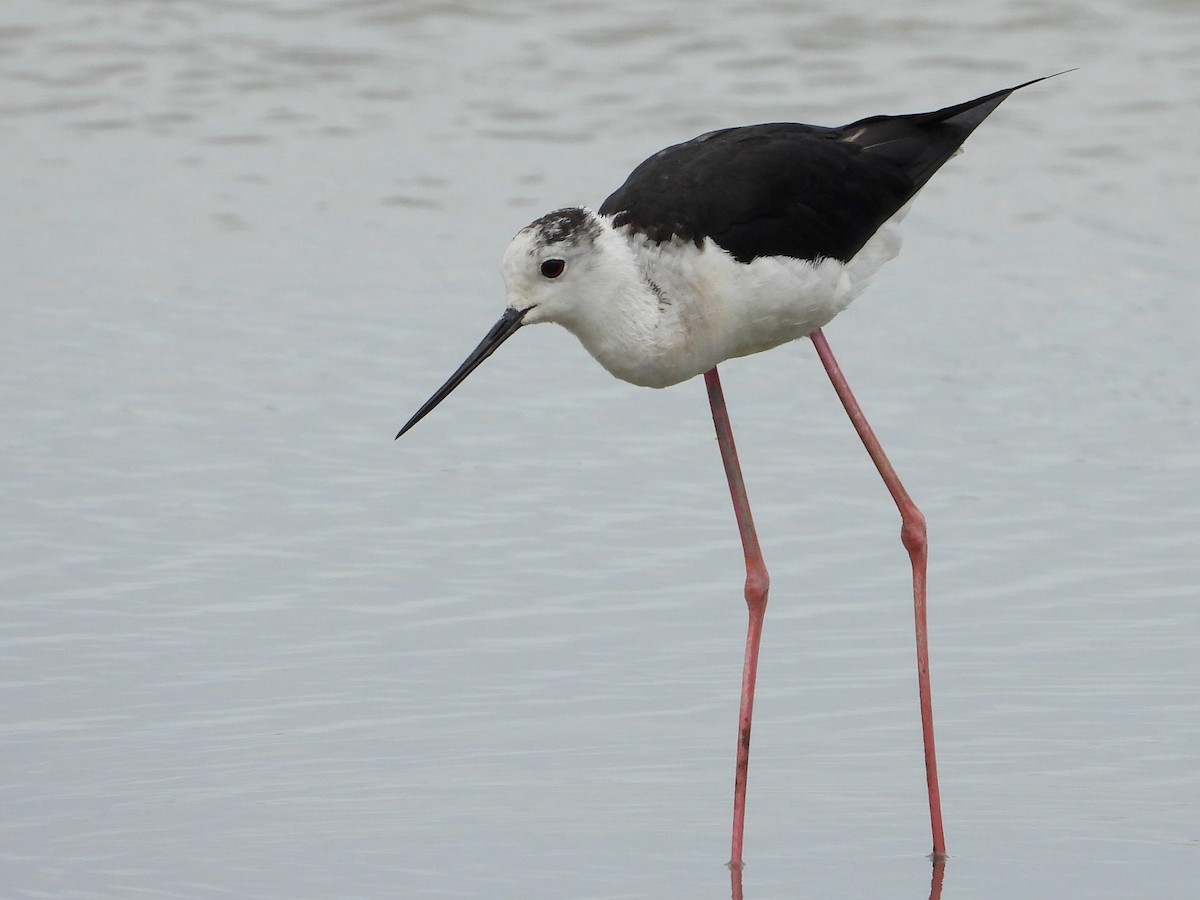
[3,1,1198,897]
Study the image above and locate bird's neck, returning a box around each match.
[550,225,688,388]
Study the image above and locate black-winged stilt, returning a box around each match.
[398,74,1061,868]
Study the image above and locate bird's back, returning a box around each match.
[599,77,1049,266]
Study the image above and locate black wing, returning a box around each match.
[599,76,1052,264]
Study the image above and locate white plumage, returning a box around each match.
[502,206,905,388]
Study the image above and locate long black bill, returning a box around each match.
[396,306,530,439]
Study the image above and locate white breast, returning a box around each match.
[615,216,904,387]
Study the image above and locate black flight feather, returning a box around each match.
[599,75,1059,264]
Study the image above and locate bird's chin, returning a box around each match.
[516,303,549,325]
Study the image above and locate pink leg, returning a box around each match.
[809,328,946,859]
[930,856,947,900]
[704,367,770,871]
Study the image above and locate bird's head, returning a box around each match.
[396,207,609,439]
[500,206,607,329]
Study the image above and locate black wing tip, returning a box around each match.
[976,68,1078,108]
[844,68,1075,135]
[910,68,1075,127]
[1015,68,1079,90]
[977,67,1077,104]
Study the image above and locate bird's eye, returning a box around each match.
[540,258,565,279]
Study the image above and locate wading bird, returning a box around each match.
[398,74,1060,867]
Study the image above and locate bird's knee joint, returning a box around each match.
[744,571,770,607]
[901,509,927,555]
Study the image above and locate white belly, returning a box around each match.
[623,219,903,387]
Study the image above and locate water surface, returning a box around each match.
[2,1,1199,897]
